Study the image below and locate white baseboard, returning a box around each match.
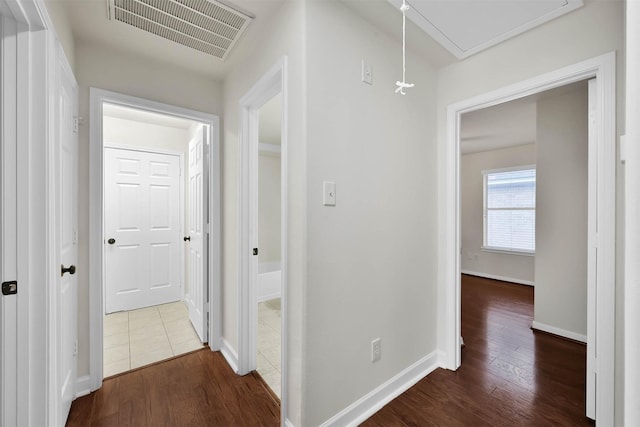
[461,270,535,287]
[257,291,282,303]
[319,351,440,427]
[531,320,587,343]
[75,375,91,398]
[220,337,239,373]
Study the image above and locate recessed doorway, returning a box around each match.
[89,89,221,390]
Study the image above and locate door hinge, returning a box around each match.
[73,340,78,356]
[73,117,79,133]
[253,248,259,256]
[2,281,17,295]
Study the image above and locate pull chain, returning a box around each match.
[395,0,414,95]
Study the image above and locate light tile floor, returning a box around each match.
[103,301,204,377]
[257,298,282,398]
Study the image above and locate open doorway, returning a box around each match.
[89,88,221,391]
[458,81,591,421]
[101,104,207,376]
[440,53,616,424]
[255,94,283,397]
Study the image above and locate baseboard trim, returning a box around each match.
[531,321,587,343]
[257,292,282,303]
[75,375,91,398]
[461,270,535,287]
[319,351,440,427]
[220,337,239,373]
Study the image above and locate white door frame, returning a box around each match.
[1,0,64,424]
[237,57,288,425]
[103,145,185,313]
[439,52,616,424]
[89,88,221,391]
[624,1,640,424]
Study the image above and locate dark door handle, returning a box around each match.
[61,264,76,277]
[253,248,258,256]
[184,236,191,241]
[107,238,116,245]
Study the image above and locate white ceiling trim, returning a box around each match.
[388,0,583,59]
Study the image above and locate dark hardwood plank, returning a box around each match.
[363,274,593,426]
[67,350,280,427]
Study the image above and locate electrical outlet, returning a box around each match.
[371,338,381,363]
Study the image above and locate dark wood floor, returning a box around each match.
[66,350,280,426]
[364,274,592,426]
[69,275,591,426]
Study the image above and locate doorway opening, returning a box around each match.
[255,93,283,397]
[237,57,289,421]
[89,89,221,391]
[440,53,616,424]
[102,104,207,376]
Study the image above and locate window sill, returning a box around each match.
[481,247,535,257]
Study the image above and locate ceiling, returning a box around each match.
[51,0,284,79]
[50,0,584,80]
[461,80,588,155]
[389,0,583,59]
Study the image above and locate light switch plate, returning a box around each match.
[323,181,336,206]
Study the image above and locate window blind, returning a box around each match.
[484,168,536,253]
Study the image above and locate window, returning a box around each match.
[483,166,536,254]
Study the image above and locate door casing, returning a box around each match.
[438,52,617,424]
[237,57,289,427]
[88,88,221,391]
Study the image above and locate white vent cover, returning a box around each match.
[108,0,253,60]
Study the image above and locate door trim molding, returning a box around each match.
[89,88,221,391]
[237,57,289,426]
[439,52,616,424]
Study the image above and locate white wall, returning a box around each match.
[221,1,306,424]
[258,153,281,264]
[436,0,625,420]
[305,1,438,424]
[75,39,223,379]
[461,144,536,284]
[534,86,588,337]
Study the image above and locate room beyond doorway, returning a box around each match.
[89,88,222,392]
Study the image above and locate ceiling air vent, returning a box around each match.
[108,0,254,60]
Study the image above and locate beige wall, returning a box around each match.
[461,144,536,284]
[534,86,588,337]
[44,0,75,71]
[258,154,281,264]
[436,0,625,420]
[74,40,222,379]
[305,1,438,424]
[221,1,306,423]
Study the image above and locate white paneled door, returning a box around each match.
[185,126,208,342]
[58,57,79,426]
[104,148,182,313]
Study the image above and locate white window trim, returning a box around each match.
[482,164,536,255]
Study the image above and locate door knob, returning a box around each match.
[107,238,115,245]
[61,264,76,277]
[184,236,191,242]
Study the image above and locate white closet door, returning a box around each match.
[185,126,207,342]
[105,148,181,313]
